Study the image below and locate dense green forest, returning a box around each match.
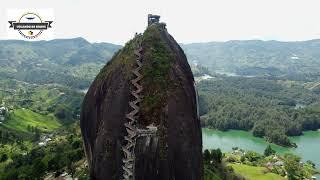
[0,123,88,179]
[198,76,320,146]
[0,38,320,179]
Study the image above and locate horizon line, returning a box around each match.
[1,36,320,45]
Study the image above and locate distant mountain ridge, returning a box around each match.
[1,38,320,89]
[0,37,121,65]
[181,39,320,77]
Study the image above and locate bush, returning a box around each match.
[211,148,222,163]
[0,153,8,162]
[54,104,73,121]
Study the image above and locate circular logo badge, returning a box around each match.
[18,12,43,39]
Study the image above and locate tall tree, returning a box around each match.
[264,145,276,156]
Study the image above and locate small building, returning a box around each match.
[38,142,46,146]
[0,106,8,122]
[148,14,160,26]
[274,161,284,166]
[0,106,7,114]
[273,155,280,160]
[266,162,273,168]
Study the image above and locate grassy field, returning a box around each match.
[2,109,61,133]
[230,164,286,180]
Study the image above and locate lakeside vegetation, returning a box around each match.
[204,146,319,180]
[198,76,320,147]
[230,164,285,180]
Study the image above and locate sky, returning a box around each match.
[1,0,320,45]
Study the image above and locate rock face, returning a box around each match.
[80,23,203,180]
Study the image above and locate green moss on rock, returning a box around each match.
[140,24,174,126]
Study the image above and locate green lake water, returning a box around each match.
[202,128,320,171]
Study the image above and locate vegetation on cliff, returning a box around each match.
[140,24,174,125]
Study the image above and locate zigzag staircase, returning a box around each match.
[121,37,158,180]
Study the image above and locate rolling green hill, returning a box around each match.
[0,38,121,89]
[0,77,84,140]
[3,109,61,133]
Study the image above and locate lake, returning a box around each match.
[202,128,320,172]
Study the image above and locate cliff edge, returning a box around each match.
[80,22,203,180]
